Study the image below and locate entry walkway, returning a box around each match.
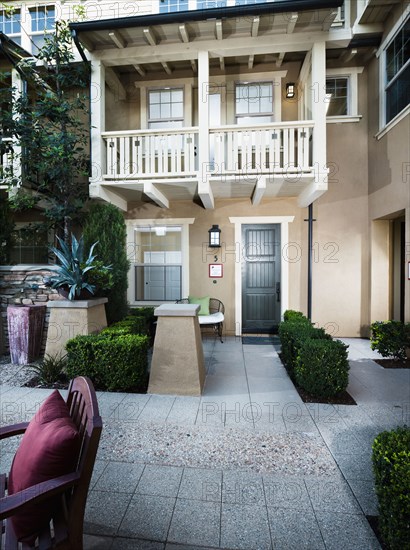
[0,338,408,549]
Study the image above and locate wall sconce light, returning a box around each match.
[286,83,296,99]
[208,224,221,248]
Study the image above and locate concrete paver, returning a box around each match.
[2,337,408,548]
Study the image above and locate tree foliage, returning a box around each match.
[83,203,130,323]
[0,19,90,243]
[0,196,14,264]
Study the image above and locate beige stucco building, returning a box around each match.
[1,0,409,338]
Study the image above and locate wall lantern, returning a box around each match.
[208,225,221,248]
[286,83,296,99]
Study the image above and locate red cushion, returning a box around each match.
[8,390,80,543]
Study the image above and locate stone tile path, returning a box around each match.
[1,337,408,549]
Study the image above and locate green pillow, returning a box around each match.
[188,295,210,316]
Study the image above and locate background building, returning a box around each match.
[1,0,409,338]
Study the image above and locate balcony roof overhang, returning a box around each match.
[70,1,344,35]
[69,0,345,68]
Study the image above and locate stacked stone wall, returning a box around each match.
[0,266,62,355]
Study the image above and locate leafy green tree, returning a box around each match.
[0,196,14,264]
[0,18,90,243]
[83,203,130,323]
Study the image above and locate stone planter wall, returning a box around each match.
[0,265,62,355]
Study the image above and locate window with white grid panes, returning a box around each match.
[325,77,349,116]
[159,0,189,13]
[385,17,410,123]
[0,9,21,45]
[29,5,55,51]
[148,88,184,129]
[197,0,227,8]
[235,82,273,125]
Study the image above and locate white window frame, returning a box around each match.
[326,67,364,124]
[376,11,410,137]
[197,0,227,8]
[235,81,274,124]
[148,87,185,129]
[159,0,189,13]
[126,218,194,306]
[0,8,22,45]
[28,4,56,52]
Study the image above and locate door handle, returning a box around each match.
[276,282,281,302]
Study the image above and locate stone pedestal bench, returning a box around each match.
[45,298,108,357]
[148,304,205,396]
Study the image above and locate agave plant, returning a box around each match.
[44,234,107,300]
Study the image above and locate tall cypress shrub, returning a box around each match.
[83,203,129,323]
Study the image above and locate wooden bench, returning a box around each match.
[176,298,225,343]
[0,377,102,549]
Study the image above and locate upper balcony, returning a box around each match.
[72,2,344,210]
[101,121,315,206]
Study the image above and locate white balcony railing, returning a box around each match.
[102,121,314,180]
[103,127,198,179]
[210,121,314,175]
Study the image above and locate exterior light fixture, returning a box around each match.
[286,83,296,98]
[208,224,221,248]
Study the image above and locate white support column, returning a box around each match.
[89,60,106,192]
[10,69,23,186]
[311,41,328,198]
[197,51,214,209]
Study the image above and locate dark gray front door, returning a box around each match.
[242,224,281,333]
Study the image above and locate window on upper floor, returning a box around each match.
[235,82,273,125]
[235,0,275,5]
[0,9,21,45]
[384,17,410,124]
[197,0,227,8]
[29,5,55,51]
[159,0,189,13]
[325,77,348,116]
[324,67,363,122]
[148,88,184,129]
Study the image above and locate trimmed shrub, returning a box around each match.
[83,203,130,324]
[294,338,349,398]
[371,321,410,361]
[66,333,149,391]
[372,426,410,549]
[278,320,329,376]
[283,310,307,322]
[65,335,100,382]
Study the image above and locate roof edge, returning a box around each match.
[69,0,344,33]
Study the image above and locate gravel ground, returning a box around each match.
[100,421,338,476]
[0,354,338,476]
[0,356,36,387]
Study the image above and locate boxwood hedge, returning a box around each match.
[372,426,410,549]
[66,332,149,391]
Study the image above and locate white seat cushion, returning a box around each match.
[198,312,224,325]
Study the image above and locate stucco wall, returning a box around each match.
[126,197,306,337]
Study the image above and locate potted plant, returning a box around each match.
[43,234,113,300]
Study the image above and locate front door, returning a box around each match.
[242,224,281,333]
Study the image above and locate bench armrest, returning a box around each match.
[0,422,29,440]
[0,471,81,520]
